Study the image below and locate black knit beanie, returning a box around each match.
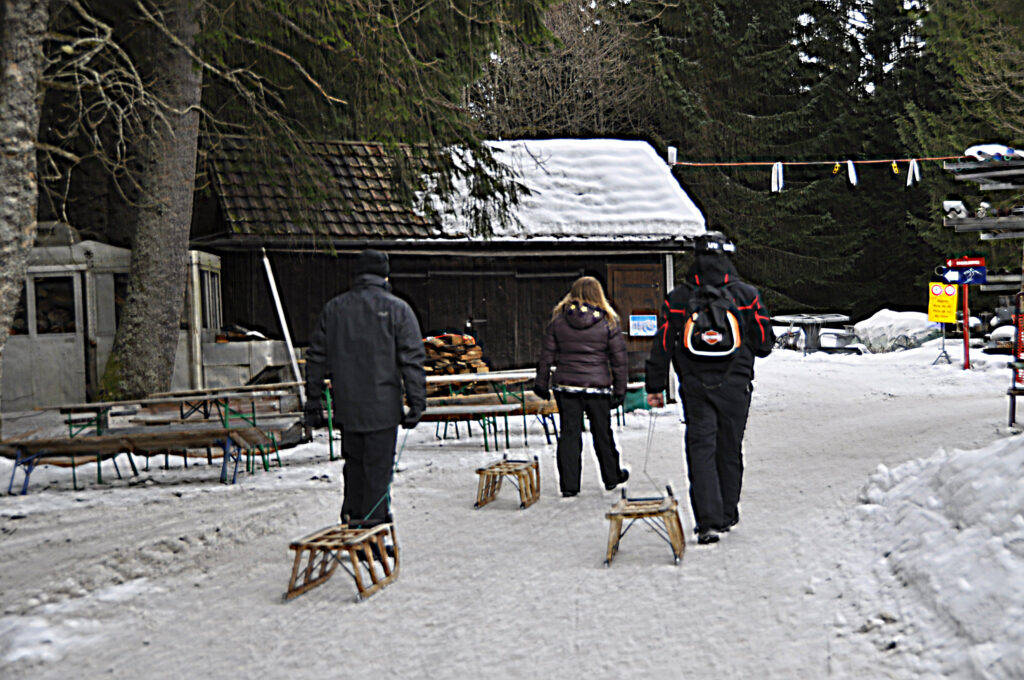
[354,249,390,277]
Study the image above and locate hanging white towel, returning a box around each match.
[847,160,858,186]
[771,162,784,192]
[906,158,921,187]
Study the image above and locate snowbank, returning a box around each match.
[854,310,942,353]
[856,438,1024,677]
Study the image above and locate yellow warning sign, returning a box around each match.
[928,282,958,323]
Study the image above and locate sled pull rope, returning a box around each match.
[642,410,660,492]
[360,429,410,522]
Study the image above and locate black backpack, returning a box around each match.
[679,283,742,358]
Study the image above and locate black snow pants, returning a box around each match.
[554,392,622,493]
[678,372,752,532]
[340,426,398,527]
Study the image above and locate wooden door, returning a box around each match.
[607,263,663,375]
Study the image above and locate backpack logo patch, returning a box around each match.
[701,329,723,345]
[680,286,742,358]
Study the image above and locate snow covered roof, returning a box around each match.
[194,136,705,250]
[437,138,705,242]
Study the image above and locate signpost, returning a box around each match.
[1015,293,1024,387]
[941,256,987,370]
[946,257,985,268]
[928,282,958,323]
[928,283,957,364]
[1016,295,1024,387]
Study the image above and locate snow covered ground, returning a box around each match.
[1,316,1022,679]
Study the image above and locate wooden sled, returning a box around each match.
[605,486,685,566]
[474,455,540,509]
[284,523,399,601]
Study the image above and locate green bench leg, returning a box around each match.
[270,434,282,468]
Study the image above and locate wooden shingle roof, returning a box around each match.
[194,136,705,252]
[201,136,438,243]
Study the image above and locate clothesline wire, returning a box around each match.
[674,155,966,167]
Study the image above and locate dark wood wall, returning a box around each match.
[215,250,664,374]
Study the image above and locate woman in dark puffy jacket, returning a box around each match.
[534,276,629,497]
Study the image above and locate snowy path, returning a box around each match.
[0,347,1012,678]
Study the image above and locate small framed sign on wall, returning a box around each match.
[629,313,658,337]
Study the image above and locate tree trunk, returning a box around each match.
[99,0,201,400]
[0,0,48,408]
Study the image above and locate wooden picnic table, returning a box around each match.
[320,370,543,456]
[425,369,537,447]
[425,369,536,385]
[149,381,302,398]
[59,386,298,437]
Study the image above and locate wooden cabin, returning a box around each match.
[190,138,706,375]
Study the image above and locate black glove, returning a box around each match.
[611,393,625,408]
[304,402,326,428]
[533,386,550,401]
[401,407,423,429]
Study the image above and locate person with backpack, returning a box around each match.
[534,276,630,497]
[644,231,774,544]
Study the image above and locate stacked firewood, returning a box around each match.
[423,333,488,380]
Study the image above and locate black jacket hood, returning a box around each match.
[686,253,739,287]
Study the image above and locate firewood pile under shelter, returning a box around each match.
[423,334,489,395]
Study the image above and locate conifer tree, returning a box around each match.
[902,0,1024,278]
[837,0,946,313]
[643,0,962,315]
[646,0,870,312]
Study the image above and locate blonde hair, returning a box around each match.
[551,276,620,325]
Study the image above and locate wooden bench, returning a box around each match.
[0,423,285,494]
[284,523,399,601]
[421,403,520,451]
[426,393,559,445]
[474,455,540,509]
[605,486,686,566]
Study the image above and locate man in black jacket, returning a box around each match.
[645,232,774,545]
[304,249,427,529]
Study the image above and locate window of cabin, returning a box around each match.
[34,276,76,334]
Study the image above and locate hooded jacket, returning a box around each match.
[645,252,774,393]
[535,302,628,398]
[305,273,427,432]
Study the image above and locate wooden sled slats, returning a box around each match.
[605,490,685,566]
[284,523,399,601]
[474,456,540,509]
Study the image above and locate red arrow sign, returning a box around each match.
[947,257,986,268]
